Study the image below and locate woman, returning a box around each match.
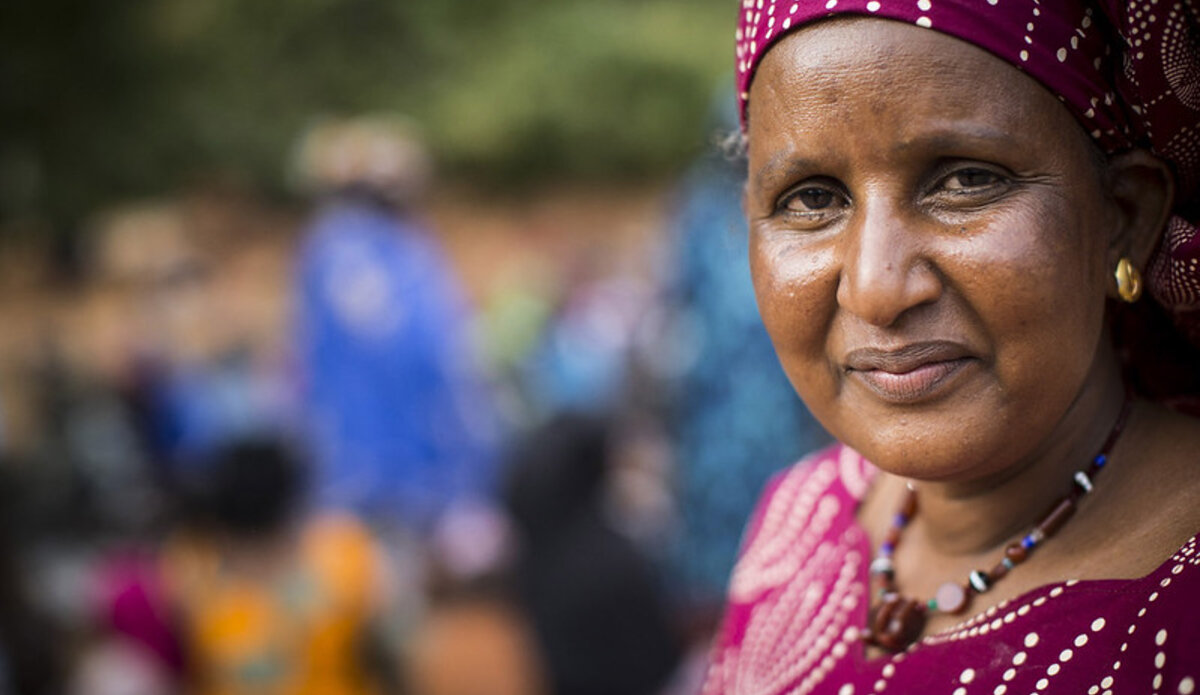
[162,440,392,695]
[703,1,1200,693]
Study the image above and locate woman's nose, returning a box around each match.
[835,204,942,327]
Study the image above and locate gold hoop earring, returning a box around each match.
[1114,257,1142,303]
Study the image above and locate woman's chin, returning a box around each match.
[829,401,1015,483]
[821,378,996,472]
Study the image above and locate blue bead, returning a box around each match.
[1094,454,1107,468]
[894,513,908,526]
[881,542,895,555]
[1022,535,1036,550]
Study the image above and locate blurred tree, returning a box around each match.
[0,0,733,235]
[0,0,184,235]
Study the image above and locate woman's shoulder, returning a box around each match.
[726,443,875,600]
[751,442,876,522]
[704,445,879,694]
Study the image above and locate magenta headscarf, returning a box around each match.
[735,0,1200,362]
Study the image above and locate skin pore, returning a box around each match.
[744,18,1200,642]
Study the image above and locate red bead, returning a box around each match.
[1038,498,1077,538]
[1005,542,1028,564]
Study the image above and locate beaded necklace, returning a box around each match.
[862,396,1134,652]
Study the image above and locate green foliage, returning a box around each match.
[0,0,735,230]
[422,1,733,181]
[0,0,185,231]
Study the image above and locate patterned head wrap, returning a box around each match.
[735,0,1200,357]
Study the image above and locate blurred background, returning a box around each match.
[0,1,829,693]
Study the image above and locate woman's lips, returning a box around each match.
[844,342,975,404]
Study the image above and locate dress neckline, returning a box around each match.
[836,445,1200,662]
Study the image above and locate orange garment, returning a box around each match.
[162,514,382,695]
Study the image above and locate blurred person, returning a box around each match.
[292,116,500,536]
[474,261,558,431]
[147,341,292,471]
[518,254,652,420]
[0,457,67,695]
[68,637,177,695]
[71,547,184,695]
[662,87,829,607]
[74,202,291,509]
[31,326,158,536]
[91,207,292,469]
[160,438,393,695]
[503,413,682,695]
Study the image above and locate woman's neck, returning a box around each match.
[908,354,1130,556]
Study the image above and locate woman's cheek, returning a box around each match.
[957,206,1103,340]
[750,232,836,349]
[750,232,842,408]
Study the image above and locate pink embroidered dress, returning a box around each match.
[701,445,1200,695]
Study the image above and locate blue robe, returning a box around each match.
[296,200,498,530]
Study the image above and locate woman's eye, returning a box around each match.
[943,168,1003,190]
[781,186,845,213]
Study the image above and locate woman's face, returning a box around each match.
[745,19,1118,482]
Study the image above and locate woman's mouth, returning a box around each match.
[844,342,975,404]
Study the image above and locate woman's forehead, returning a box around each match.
[746,19,1076,150]
[753,19,1027,107]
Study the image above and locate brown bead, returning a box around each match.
[1005,542,1028,564]
[935,581,968,614]
[884,526,903,547]
[900,489,918,519]
[989,560,1010,582]
[870,596,894,635]
[867,594,927,652]
[1038,498,1077,538]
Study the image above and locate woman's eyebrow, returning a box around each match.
[752,125,1019,187]
[752,152,823,192]
[890,124,1015,154]
[752,123,1019,190]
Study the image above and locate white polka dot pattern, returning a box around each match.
[701,445,1200,695]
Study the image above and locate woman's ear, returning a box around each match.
[1104,148,1175,270]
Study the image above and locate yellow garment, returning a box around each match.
[163,514,381,695]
